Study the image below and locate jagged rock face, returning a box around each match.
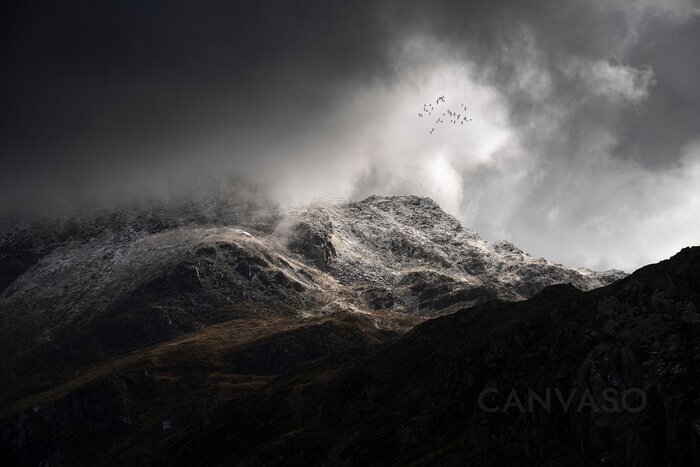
[286,195,626,315]
[286,218,336,272]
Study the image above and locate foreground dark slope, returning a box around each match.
[2,247,698,466]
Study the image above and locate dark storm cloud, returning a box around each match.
[1,0,393,205]
[621,16,700,165]
[3,1,697,190]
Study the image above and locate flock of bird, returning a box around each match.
[418,95,473,135]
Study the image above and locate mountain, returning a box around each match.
[0,196,622,395]
[7,194,694,466]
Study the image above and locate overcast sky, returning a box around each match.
[2,0,699,271]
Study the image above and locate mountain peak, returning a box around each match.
[286,196,626,315]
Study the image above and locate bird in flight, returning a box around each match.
[418,96,473,132]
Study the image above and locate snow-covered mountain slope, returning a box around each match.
[285,195,626,315]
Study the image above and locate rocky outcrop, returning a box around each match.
[286,216,336,272]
